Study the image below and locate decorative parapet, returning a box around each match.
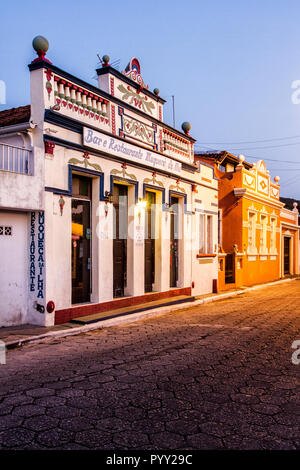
[162,128,191,161]
[121,58,149,91]
[33,61,195,167]
[280,207,299,225]
[240,160,280,201]
[52,75,110,130]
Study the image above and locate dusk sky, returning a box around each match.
[1,0,300,198]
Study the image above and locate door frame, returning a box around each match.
[283,235,292,276]
[112,183,128,298]
[144,190,156,292]
[71,196,92,304]
[143,184,165,292]
[169,191,186,289]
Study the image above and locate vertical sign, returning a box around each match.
[29,211,45,300]
[30,212,36,292]
[37,212,45,299]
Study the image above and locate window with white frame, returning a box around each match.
[270,217,276,253]
[260,214,267,252]
[199,213,213,254]
[218,209,222,246]
[207,215,213,253]
[248,212,256,250]
[199,214,205,253]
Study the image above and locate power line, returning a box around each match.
[196,134,300,145]
[194,146,300,165]
[196,141,300,151]
[220,141,300,151]
[279,173,300,187]
[244,154,300,164]
[263,168,300,171]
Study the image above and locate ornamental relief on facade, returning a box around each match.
[123,117,155,145]
[243,173,256,189]
[68,153,102,172]
[143,172,164,187]
[270,185,279,198]
[257,174,269,195]
[117,84,155,115]
[110,163,137,181]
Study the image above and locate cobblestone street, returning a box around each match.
[0,281,300,450]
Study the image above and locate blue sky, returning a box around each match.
[1,0,300,198]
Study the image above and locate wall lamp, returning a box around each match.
[137,198,147,223]
[104,191,114,203]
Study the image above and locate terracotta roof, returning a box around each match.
[195,150,253,170]
[0,105,31,127]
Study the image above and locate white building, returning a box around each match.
[0,38,218,327]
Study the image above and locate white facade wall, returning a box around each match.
[0,55,219,327]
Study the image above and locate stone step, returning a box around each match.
[70,295,195,325]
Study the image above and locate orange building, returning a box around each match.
[195,151,299,291]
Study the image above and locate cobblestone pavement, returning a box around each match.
[0,281,300,450]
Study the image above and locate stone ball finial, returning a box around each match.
[32,35,49,53]
[293,201,298,209]
[274,175,280,183]
[102,55,110,66]
[153,88,160,96]
[32,36,51,64]
[238,154,245,163]
[181,121,191,135]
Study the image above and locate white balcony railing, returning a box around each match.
[0,143,32,175]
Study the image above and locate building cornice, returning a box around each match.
[237,188,284,210]
[280,221,299,230]
[43,133,217,191]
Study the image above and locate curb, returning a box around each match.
[5,277,297,351]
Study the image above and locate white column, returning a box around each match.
[152,192,163,292]
[43,192,72,325]
[95,200,114,301]
[125,186,144,296]
[160,207,171,291]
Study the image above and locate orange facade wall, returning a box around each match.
[241,197,281,286]
[217,164,284,289]
[218,169,243,253]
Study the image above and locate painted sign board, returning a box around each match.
[83,128,182,175]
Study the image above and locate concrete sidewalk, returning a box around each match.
[0,277,297,350]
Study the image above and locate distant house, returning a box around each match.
[195,151,299,290]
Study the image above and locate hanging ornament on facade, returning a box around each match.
[59,195,65,216]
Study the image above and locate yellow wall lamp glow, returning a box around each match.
[137,198,147,223]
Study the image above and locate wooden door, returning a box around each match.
[284,237,290,275]
[225,253,235,284]
[72,199,91,304]
[113,184,128,297]
[170,196,179,288]
[145,191,156,292]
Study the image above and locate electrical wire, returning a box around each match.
[196,134,300,145]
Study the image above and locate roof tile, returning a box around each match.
[0,105,31,127]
